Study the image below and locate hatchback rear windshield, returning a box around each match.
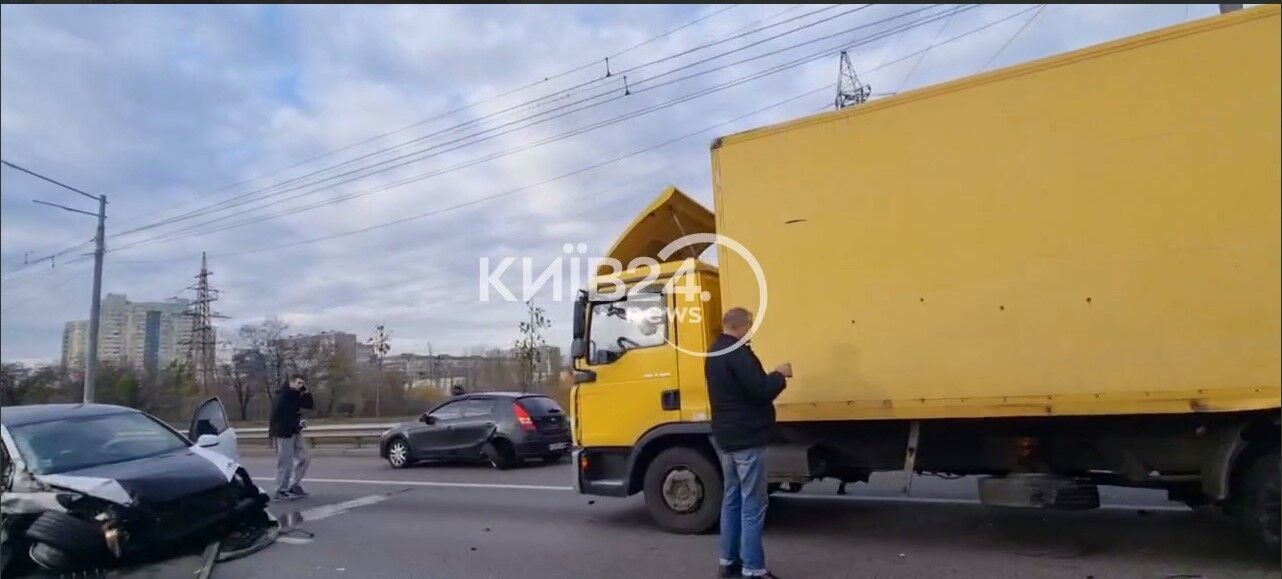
[516,396,563,416]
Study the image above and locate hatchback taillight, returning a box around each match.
[513,402,535,432]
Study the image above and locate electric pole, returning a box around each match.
[85,194,106,403]
[2,160,107,403]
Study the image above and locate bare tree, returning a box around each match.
[233,317,288,417]
[513,300,552,392]
[1,363,63,406]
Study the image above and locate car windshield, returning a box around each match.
[8,412,190,475]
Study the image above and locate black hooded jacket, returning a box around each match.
[269,386,314,438]
[705,333,787,451]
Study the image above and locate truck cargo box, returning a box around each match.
[709,6,1281,422]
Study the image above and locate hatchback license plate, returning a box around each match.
[549,442,568,451]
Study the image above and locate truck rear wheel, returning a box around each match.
[1233,449,1280,554]
[643,447,722,534]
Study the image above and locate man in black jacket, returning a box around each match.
[707,307,791,579]
[270,373,314,500]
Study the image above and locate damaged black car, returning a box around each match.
[1,399,277,575]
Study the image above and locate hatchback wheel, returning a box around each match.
[387,438,413,469]
[483,441,517,470]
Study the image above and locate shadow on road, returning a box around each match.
[767,497,1276,567]
[586,496,1276,569]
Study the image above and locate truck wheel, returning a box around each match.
[1233,449,1280,554]
[643,447,722,534]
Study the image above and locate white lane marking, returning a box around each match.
[253,475,571,492]
[299,493,393,522]
[779,493,1190,512]
[259,475,1188,512]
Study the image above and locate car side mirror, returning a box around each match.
[420,414,435,424]
[196,434,220,448]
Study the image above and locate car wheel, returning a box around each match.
[24,511,110,570]
[643,446,722,534]
[1233,449,1280,554]
[386,438,414,469]
[483,441,517,470]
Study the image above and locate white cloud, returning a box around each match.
[1,4,1217,362]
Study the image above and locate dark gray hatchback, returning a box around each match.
[378,392,570,470]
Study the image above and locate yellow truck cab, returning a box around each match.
[569,6,1280,551]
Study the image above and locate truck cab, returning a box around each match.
[569,187,733,532]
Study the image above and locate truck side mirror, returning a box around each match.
[571,291,588,359]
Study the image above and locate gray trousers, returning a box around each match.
[274,434,310,493]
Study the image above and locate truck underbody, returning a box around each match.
[575,409,1279,552]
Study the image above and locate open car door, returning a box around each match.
[189,397,239,463]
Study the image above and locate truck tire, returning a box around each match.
[643,447,722,534]
[24,511,110,569]
[1233,449,1280,554]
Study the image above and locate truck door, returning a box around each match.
[576,291,681,447]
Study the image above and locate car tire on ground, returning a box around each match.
[643,446,722,535]
[24,511,111,571]
[483,440,517,470]
[386,437,414,469]
[1233,448,1280,554]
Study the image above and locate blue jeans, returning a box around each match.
[718,445,767,575]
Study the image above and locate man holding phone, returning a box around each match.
[269,373,314,501]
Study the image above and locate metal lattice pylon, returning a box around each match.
[834,50,872,109]
[181,252,227,396]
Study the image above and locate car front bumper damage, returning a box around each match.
[1,469,277,576]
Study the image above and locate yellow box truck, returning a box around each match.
[569,6,1280,550]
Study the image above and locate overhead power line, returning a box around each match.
[105,5,962,253]
[33,4,1041,274]
[110,5,934,246]
[105,4,1030,263]
[606,4,742,59]
[979,4,1047,71]
[109,4,857,240]
[110,3,818,234]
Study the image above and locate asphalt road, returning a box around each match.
[208,453,1279,579]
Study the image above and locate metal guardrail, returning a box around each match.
[238,423,398,448]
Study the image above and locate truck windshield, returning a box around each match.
[588,292,666,364]
[9,412,190,475]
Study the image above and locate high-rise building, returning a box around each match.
[61,320,89,370]
[61,293,197,374]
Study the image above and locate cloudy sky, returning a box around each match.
[0,4,1228,363]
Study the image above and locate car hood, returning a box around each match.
[37,447,238,506]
